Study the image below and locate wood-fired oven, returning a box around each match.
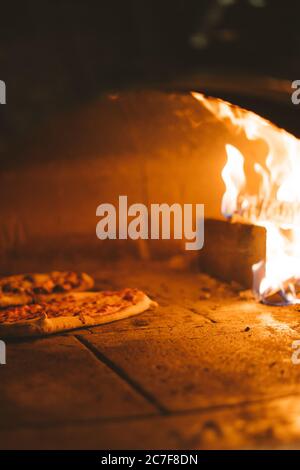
[2,0,300,453]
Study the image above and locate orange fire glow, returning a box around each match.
[192,91,300,305]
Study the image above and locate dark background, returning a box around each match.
[0,0,300,152]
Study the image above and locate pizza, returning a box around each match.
[0,288,158,337]
[0,271,94,308]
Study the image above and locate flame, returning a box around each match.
[221,144,246,217]
[192,91,300,305]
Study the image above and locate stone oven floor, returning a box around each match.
[2,259,300,449]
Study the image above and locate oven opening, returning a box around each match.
[2,85,300,452]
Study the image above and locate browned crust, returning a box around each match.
[0,291,158,338]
